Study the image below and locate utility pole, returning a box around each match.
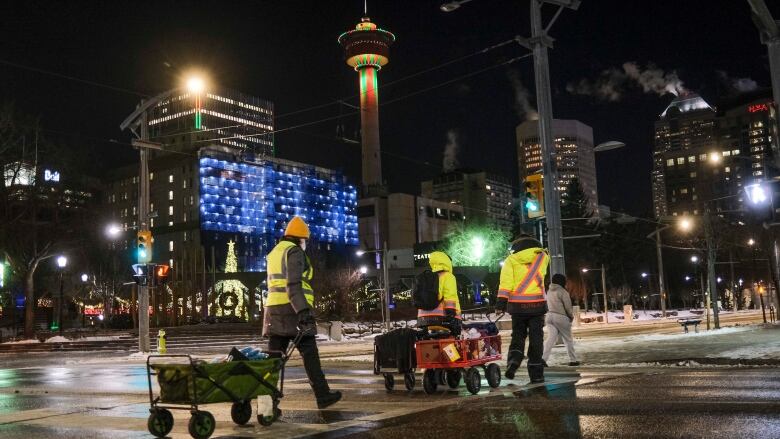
[528,0,576,276]
[654,228,668,318]
[137,111,151,353]
[383,241,390,332]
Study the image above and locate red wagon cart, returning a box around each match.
[415,332,502,395]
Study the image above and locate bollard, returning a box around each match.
[157,329,167,354]
[572,306,581,327]
[623,305,633,324]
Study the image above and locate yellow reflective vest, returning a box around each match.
[418,251,461,322]
[498,247,549,314]
[266,240,314,308]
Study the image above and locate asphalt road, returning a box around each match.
[1,359,780,438]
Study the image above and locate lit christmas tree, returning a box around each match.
[216,240,247,318]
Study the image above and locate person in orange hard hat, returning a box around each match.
[263,216,341,409]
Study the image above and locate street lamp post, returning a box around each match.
[646,217,691,319]
[120,75,207,352]
[356,241,391,332]
[56,256,67,336]
[105,223,121,324]
[582,265,608,324]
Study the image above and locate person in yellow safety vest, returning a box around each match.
[417,251,461,334]
[262,216,341,409]
[496,234,550,384]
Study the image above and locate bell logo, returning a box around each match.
[44,169,60,182]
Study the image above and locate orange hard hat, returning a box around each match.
[284,216,310,239]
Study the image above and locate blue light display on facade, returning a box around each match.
[199,152,358,270]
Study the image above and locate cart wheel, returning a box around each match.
[465,367,482,395]
[231,400,252,425]
[436,369,446,385]
[404,372,416,391]
[383,373,395,391]
[446,369,462,389]
[188,410,216,439]
[486,363,501,388]
[423,369,438,394]
[147,408,173,438]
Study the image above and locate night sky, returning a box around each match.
[1,0,778,217]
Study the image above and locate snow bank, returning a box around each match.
[4,339,41,344]
[45,336,71,343]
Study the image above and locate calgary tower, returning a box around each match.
[338,15,395,195]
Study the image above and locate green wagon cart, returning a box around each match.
[145,333,301,439]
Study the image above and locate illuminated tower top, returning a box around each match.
[338,17,395,71]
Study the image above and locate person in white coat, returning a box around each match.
[542,274,580,366]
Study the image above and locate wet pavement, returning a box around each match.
[1,361,779,438]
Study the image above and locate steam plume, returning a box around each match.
[507,70,539,121]
[443,129,460,172]
[567,62,687,101]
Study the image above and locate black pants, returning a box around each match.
[508,314,545,380]
[269,335,330,398]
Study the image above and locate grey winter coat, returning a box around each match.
[546,283,573,321]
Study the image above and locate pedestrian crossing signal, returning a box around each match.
[154,264,170,286]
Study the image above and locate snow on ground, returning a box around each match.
[45,336,71,343]
[4,339,41,344]
[714,340,780,359]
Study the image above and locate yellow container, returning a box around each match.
[442,343,461,362]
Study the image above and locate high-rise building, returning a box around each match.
[421,170,513,231]
[652,93,717,218]
[516,119,598,213]
[147,87,274,156]
[655,92,779,218]
[104,146,358,275]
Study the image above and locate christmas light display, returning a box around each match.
[215,240,246,318]
[199,151,359,271]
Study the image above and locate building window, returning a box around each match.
[189,195,194,206]
[688,156,695,163]
[169,205,174,216]
[169,190,174,200]
[169,241,174,252]
[169,174,174,183]
[169,259,174,269]
[732,149,740,155]
[150,172,154,180]
[183,179,187,189]
[150,218,155,228]
[725,167,731,173]
[723,150,731,157]
[667,159,675,166]
[680,188,688,194]
[699,154,707,161]
[677,157,685,165]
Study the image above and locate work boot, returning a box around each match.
[528,363,544,383]
[316,390,342,409]
[568,361,581,366]
[505,361,520,379]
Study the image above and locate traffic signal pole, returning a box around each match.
[529,0,579,276]
[138,110,150,353]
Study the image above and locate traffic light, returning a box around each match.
[137,230,152,263]
[132,264,149,286]
[524,174,545,219]
[154,264,171,286]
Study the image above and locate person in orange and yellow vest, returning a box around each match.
[496,234,550,384]
[417,251,461,335]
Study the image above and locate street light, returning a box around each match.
[186,76,206,93]
[641,272,649,278]
[709,152,721,164]
[360,266,368,275]
[355,249,366,257]
[440,0,472,12]
[593,141,626,152]
[748,238,756,246]
[691,255,699,263]
[56,256,67,336]
[105,223,121,239]
[745,183,769,204]
[81,273,89,283]
[581,265,609,323]
[678,217,693,231]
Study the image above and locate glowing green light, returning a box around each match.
[195,111,202,129]
[525,198,539,212]
[445,224,509,270]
